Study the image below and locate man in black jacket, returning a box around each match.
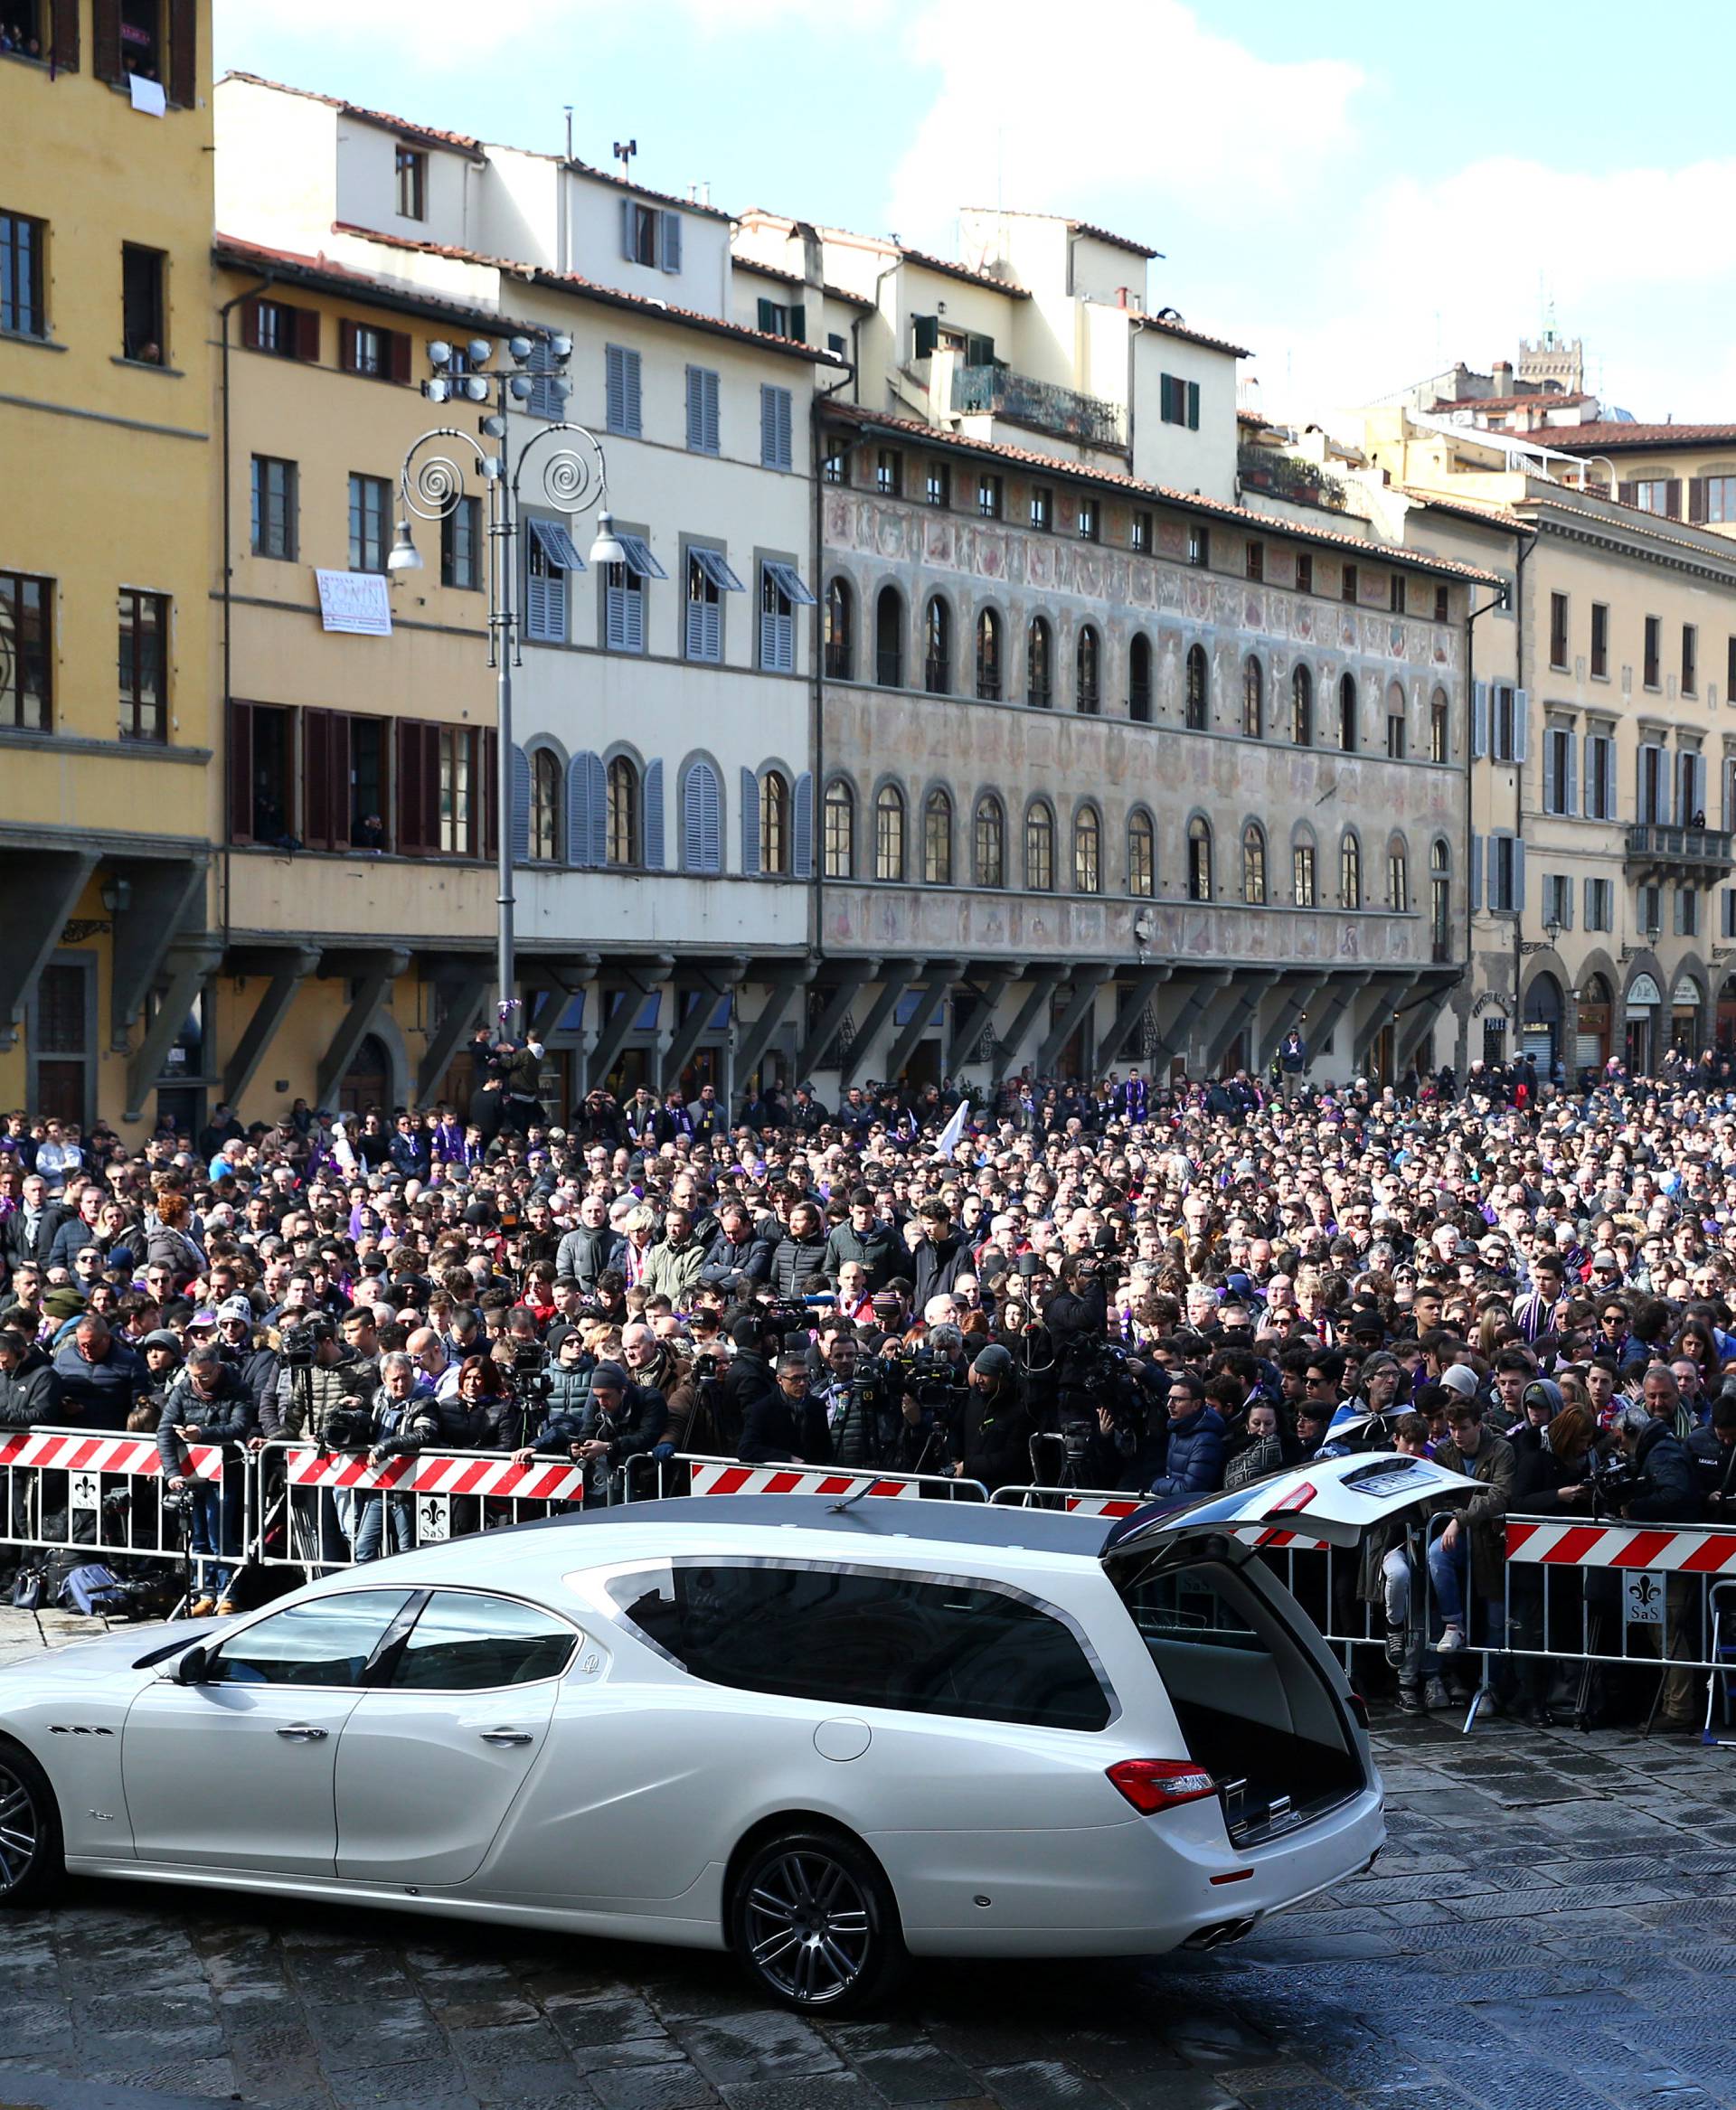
[1613,1399,1703,1729]
[0,1174,70,1274]
[514,1360,665,1502]
[157,1346,257,1615]
[822,1191,901,1294]
[911,1201,969,1311]
[953,1343,1033,1492]
[740,1354,830,1464]
[699,1202,769,1292]
[719,1313,778,1454]
[553,1192,625,1294]
[0,1325,60,1427]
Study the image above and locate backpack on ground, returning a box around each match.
[57,1563,128,1617]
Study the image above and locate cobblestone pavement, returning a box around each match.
[1,1612,1734,2109]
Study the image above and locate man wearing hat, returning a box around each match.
[513,1358,666,1502]
[0,1323,60,1427]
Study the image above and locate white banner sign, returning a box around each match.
[315,569,392,636]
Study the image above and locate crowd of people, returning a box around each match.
[2,1033,1734,1732]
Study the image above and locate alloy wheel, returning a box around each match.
[0,1765,41,1896]
[742,1848,872,2004]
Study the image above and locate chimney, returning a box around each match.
[1492,359,1514,396]
[1116,286,1127,309]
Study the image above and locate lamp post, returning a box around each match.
[387,332,625,1032]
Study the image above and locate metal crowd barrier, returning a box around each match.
[625,1453,990,1503]
[0,1425,226,1565]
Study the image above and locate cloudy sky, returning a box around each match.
[215,0,1736,423]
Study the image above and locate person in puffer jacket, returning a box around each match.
[1144,1374,1227,1500]
[156,1346,256,1614]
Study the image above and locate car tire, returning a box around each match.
[0,1744,62,1909]
[728,1826,907,2014]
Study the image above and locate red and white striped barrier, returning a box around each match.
[0,1429,223,1482]
[1506,1520,1736,1574]
[284,1447,586,1502]
[991,1484,1142,1518]
[685,1459,986,1502]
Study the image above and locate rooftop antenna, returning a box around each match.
[613,137,637,183]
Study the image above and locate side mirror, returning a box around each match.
[171,1644,209,1686]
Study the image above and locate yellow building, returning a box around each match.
[0,0,216,1135]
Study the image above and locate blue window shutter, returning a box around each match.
[624,579,644,654]
[606,345,625,434]
[685,366,702,450]
[1583,876,1595,929]
[741,768,760,874]
[510,744,531,862]
[623,348,641,435]
[682,764,705,869]
[761,387,775,466]
[1561,880,1572,932]
[1471,681,1488,758]
[704,370,719,455]
[1512,688,1529,763]
[620,198,635,262]
[684,592,705,662]
[1469,832,1483,911]
[568,752,607,867]
[700,762,721,871]
[1564,733,1577,815]
[587,753,609,867]
[1542,734,1556,813]
[793,771,813,879]
[644,759,665,869]
[1513,836,1526,911]
[660,211,682,273]
[778,388,792,468]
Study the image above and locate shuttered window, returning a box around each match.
[241,297,320,362]
[524,517,582,644]
[681,760,722,873]
[605,568,645,654]
[340,319,411,382]
[525,339,563,420]
[348,474,391,573]
[760,384,794,470]
[395,721,488,858]
[759,560,813,673]
[605,344,642,437]
[685,365,721,455]
[684,547,741,664]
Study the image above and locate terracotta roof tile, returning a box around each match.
[895,246,1032,298]
[221,71,484,157]
[958,204,1163,259]
[1531,422,1736,454]
[214,234,531,334]
[827,403,1500,583]
[327,223,844,364]
[1429,391,1592,413]
[1130,309,1250,359]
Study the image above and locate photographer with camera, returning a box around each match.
[513,1359,666,1502]
[952,1342,1033,1492]
[156,1343,257,1614]
[720,1311,779,1456]
[348,1352,427,1563]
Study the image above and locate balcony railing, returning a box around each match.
[1236,445,1348,513]
[1625,824,1735,875]
[950,364,1126,450]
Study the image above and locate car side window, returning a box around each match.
[203,1591,415,1688]
[387,1591,576,1691]
[611,1561,1110,1731]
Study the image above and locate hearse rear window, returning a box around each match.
[609,1560,1111,1731]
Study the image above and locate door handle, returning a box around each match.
[479,1729,533,1747]
[275,1724,328,1742]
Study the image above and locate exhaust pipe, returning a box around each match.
[1184,1916,1257,1952]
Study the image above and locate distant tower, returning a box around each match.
[1518,309,1583,396]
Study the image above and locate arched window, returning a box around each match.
[1024,801,1055,891]
[1337,671,1357,751]
[1241,822,1267,905]
[1129,634,1153,722]
[1386,679,1407,758]
[530,749,560,862]
[923,787,953,884]
[823,777,854,878]
[974,794,1005,888]
[1076,625,1099,714]
[1340,828,1362,909]
[1293,833,1316,909]
[823,577,854,681]
[923,595,952,694]
[874,783,905,880]
[1186,815,1212,900]
[759,769,790,874]
[1429,686,1449,763]
[1185,643,1209,730]
[1242,656,1263,739]
[680,758,722,873]
[975,608,1003,700]
[1292,664,1313,745]
[1430,839,1450,957]
[1073,805,1101,892]
[607,755,639,867]
[1127,808,1155,897]
[1027,617,1052,707]
[874,585,904,687]
[1388,837,1410,912]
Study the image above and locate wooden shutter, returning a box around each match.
[167,0,195,106]
[241,299,264,351]
[965,332,995,365]
[1563,731,1577,815]
[622,348,640,433]
[1690,478,1709,523]
[1543,730,1558,813]
[1511,687,1528,763]
[1665,479,1683,519]
[1618,480,1637,505]
[911,314,939,359]
[228,701,253,843]
[758,297,776,334]
[760,386,777,466]
[1187,381,1201,429]
[510,744,531,862]
[1512,838,1526,911]
[790,304,806,344]
[643,759,665,870]
[1470,679,1488,758]
[92,0,120,81]
[740,768,760,874]
[389,330,411,384]
[606,345,626,433]
[52,0,80,71]
[620,199,635,261]
[703,370,719,454]
[339,319,359,372]
[792,772,813,879]
[660,212,682,272]
[1469,834,1483,912]
[293,305,320,361]
[682,766,702,869]
[567,753,606,866]
[481,729,496,861]
[304,709,334,851]
[395,721,435,854]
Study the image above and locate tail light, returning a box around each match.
[1346,1691,1371,1731]
[1268,1481,1317,1514]
[1107,1758,1217,1813]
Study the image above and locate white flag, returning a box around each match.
[932,1099,971,1158]
[331,1116,359,1177]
